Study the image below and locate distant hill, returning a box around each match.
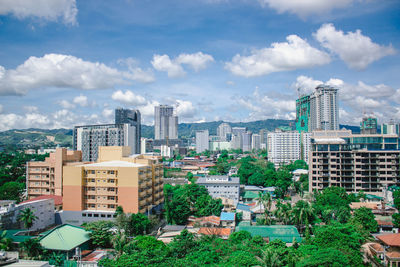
[0,120,360,149]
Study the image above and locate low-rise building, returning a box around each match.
[196,175,240,205]
[235,225,302,244]
[220,212,235,228]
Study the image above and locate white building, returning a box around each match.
[231,127,246,150]
[217,123,232,141]
[154,105,178,140]
[251,134,261,150]
[267,131,311,167]
[242,132,252,152]
[196,130,209,153]
[161,145,173,157]
[196,175,240,205]
[309,84,339,131]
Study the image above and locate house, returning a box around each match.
[187,216,221,228]
[292,169,308,182]
[235,225,302,244]
[20,195,63,211]
[236,203,252,221]
[198,227,232,239]
[39,224,91,258]
[4,230,36,244]
[220,212,235,228]
[368,233,400,267]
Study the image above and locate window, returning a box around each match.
[94,214,99,217]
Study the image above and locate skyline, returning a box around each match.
[0,0,399,131]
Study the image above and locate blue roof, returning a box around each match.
[220,212,235,221]
[236,203,251,213]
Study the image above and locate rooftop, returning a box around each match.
[220,212,235,221]
[20,195,62,206]
[80,160,146,168]
[198,227,232,236]
[235,225,301,243]
[377,233,400,247]
[4,230,36,243]
[197,176,239,184]
[236,203,251,213]
[39,224,90,251]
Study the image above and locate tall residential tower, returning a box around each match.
[154,105,178,140]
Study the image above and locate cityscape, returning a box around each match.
[0,0,399,266]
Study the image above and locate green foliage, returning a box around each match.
[229,230,252,244]
[313,186,351,223]
[0,231,12,251]
[20,238,44,259]
[169,229,197,258]
[18,207,38,229]
[127,213,151,236]
[351,207,378,234]
[83,220,114,248]
[394,190,400,210]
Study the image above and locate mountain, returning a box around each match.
[0,120,360,150]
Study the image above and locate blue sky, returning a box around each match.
[0,0,399,130]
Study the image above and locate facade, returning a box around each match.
[242,132,252,152]
[27,148,82,199]
[61,146,163,225]
[196,130,209,153]
[140,138,154,154]
[382,121,399,135]
[217,123,232,141]
[231,127,246,150]
[209,141,231,151]
[309,131,400,196]
[267,131,311,167]
[73,123,137,161]
[361,115,378,134]
[251,134,261,151]
[259,129,268,145]
[196,175,240,204]
[115,108,141,154]
[296,95,310,133]
[309,85,339,131]
[154,105,178,140]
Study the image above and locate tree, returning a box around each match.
[0,231,12,251]
[83,220,114,248]
[351,207,378,234]
[292,200,314,234]
[169,229,197,258]
[20,238,43,259]
[127,213,151,236]
[248,172,266,186]
[229,230,252,244]
[18,208,38,229]
[0,181,24,201]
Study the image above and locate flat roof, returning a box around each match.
[80,160,146,168]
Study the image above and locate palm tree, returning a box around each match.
[20,238,43,259]
[18,208,38,229]
[292,200,314,234]
[0,231,12,251]
[257,248,281,267]
[112,232,128,258]
[274,201,292,225]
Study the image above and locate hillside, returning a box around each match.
[0,120,360,150]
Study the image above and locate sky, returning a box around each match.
[0,0,399,130]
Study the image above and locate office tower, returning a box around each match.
[62,146,163,224]
[259,129,268,145]
[296,95,310,133]
[217,123,232,141]
[309,131,400,196]
[309,85,339,131]
[267,131,311,167]
[115,108,141,153]
[27,148,82,199]
[360,115,378,134]
[74,123,136,162]
[242,132,252,152]
[251,134,261,151]
[154,105,178,140]
[382,120,399,135]
[196,130,209,153]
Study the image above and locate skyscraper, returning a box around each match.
[309,84,339,131]
[295,95,310,133]
[242,131,252,152]
[196,130,209,153]
[154,105,178,140]
[115,108,141,153]
[360,115,378,134]
[217,123,232,141]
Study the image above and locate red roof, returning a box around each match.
[376,220,394,226]
[377,233,400,247]
[20,195,62,206]
[198,227,231,236]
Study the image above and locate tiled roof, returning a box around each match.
[376,220,394,226]
[386,251,400,259]
[20,195,63,206]
[220,212,235,221]
[377,233,400,247]
[198,227,231,236]
[369,242,384,252]
[350,202,379,210]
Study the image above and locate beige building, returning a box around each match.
[27,148,82,199]
[63,146,163,215]
[309,131,400,196]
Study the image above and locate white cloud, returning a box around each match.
[314,23,396,70]
[225,35,331,77]
[292,75,323,94]
[175,100,197,118]
[73,94,88,107]
[0,0,78,25]
[102,108,114,119]
[24,106,39,113]
[118,57,155,83]
[258,0,357,18]
[176,52,214,71]
[111,90,147,106]
[0,104,3,114]
[151,52,214,78]
[59,100,75,109]
[0,54,153,96]
[151,54,186,78]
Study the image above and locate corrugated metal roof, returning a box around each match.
[236,203,251,212]
[39,224,90,251]
[220,212,235,221]
[235,225,301,243]
[4,230,36,243]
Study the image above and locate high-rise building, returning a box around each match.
[115,108,141,153]
[196,130,209,153]
[217,123,232,141]
[242,132,252,152]
[309,85,339,131]
[251,134,261,151]
[27,148,82,199]
[74,123,137,162]
[231,127,246,150]
[259,129,268,145]
[154,105,178,140]
[296,95,310,133]
[62,146,163,225]
[309,131,400,196]
[382,120,399,135]
[267,131,311,167]
[360,115,378,134]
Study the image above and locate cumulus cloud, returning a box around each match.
[117,57,155,83]
[102,108,114,119]
[0,0,78,25]
[175,100,197,118]
[111,90,147,106]
[314,23,396,70]
[225,35,331,77]
[0,54,153,96]
[151,52,214,77]
[258,0,357,18]
[73,94,88,107]
[59,100,75,109]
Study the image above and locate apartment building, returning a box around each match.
[309,131,400,196]
[27,148,82,199]
[196,175,240,205]
[61,146,163,225]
